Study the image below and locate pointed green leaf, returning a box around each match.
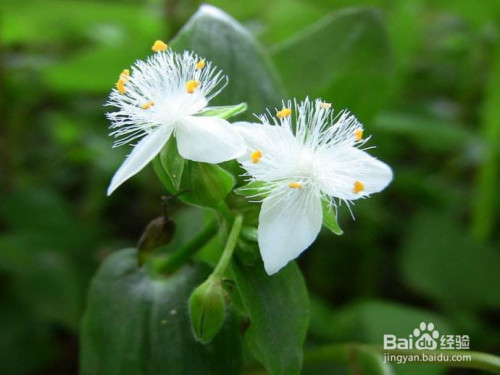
[401,212,500,309]
[232,259,310,375]
[271,8,394,122]
[81,249,241,375]
[321,199,343,235]
[171,5,285,117]
[197,103,248,119]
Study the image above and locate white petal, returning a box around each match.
[234,121,298,157]
[258,188,322,275]
[176,116,246,163]
[234,121,302,182]
[107,126,172,196]
[317,146,393,201]
[233,121,267,144]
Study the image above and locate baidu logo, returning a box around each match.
[384,322,469,351]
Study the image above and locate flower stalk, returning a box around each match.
[212,214,243,278]
[153,219,219,274]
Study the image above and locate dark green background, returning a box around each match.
[1,0,499,374]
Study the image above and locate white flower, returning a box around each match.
[106,41,246,195]
[236,98,393,275]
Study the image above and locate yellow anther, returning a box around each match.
[353,180,364,194]
[116,69,130,94]
[277,108,292,118]
[251,150,262,163]
[195,60,206,70]
[289,182,302,189]
[320,102,331,109]
[116,78,126,94]
[120,69,130,79]
[186,80,200,93]
[141,101,155,109]
[152,40,168,52]
[354,129,364,141]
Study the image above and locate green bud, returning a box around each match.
[137,216,175,265]
[189,276,227,344]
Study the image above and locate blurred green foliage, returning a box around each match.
[1,0,500,374]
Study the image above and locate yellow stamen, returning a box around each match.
[116,69,130,94]
[152,40,168,52]
[186,80,200,93]
[277,108,292,118]
[353,180,364,194]
[116,78,126,94]
[195,60,206,70]
[354,129,363,141]
[320,102,331,109]
[120,69,130,79]
[289,182,302,189]
[251,150,262,163]
[141,101,155,109]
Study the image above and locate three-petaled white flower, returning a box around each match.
[106,41,246,195]
[236,98,393,275]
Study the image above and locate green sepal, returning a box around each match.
[152,156,176,194]
[153,137,235,208]
[158,137,185,192]
[236,226,260,266]
[189,276,227,344]
[196,103,247,119]
[322,199,343,235]
[178,162,235,208]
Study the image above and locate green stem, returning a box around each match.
[305,344,500,374]
[212,214,243,278]
[153,220,218,274]
[215,200,234,223]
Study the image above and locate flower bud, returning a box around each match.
[137,216,175,265]
[189,276,227,344]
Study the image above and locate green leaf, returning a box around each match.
[158,137,185,192]
[232,259,310,375]
[472,40,500,239]
[0,302,56,375]
[308,298,452,375]
[373,111,475,152]
[401,211,500,310]
[303,344,393,375]
[171,5,285,117]
[271,7,394,122]
[197,103,248,119]
[321,199,343,235]
[179,161,235,208]
[81,249,241,375]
